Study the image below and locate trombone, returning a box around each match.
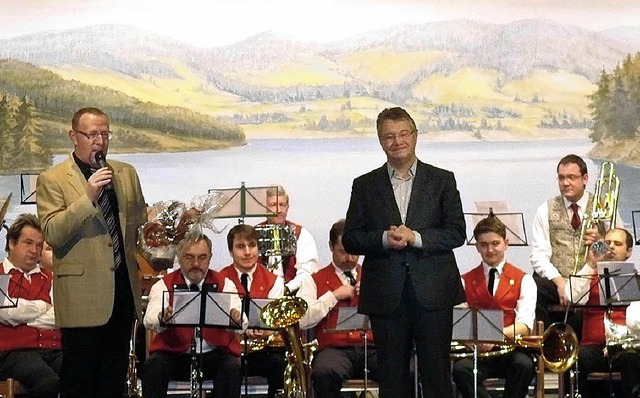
[573,162,620,275]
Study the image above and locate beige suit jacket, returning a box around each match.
[36,155,147,327]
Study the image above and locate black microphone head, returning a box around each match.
[94,151,107,167]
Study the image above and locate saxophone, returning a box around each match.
[260,296,317,398]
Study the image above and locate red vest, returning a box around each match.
[462,263,525,328]
[312,264,373,350]
[257,220,302,283]
[0,265,61,351]
[581,277,626,346]
[147,270,241,356]
[218,264,277,299]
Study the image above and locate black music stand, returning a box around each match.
[452,307,507,398]
[161,287,243,397]
[0,274,18,309]
[207,183,280,224]
[465,202,528,246]
[632,211,640,245]
[20,174,38,205]
[597,262,640,305]
[327,306,375,395]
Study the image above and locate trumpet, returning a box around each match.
[573,162,620,274]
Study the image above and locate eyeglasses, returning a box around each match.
[557,174,584,183]
[73,129,113,141]
[380,130,416,143]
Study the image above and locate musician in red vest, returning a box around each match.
[298,219,377,398]
[258,185,319,293]
[219,224,286,398]
[0,214,62,398]
[142,233,242,398]
[566,228,640,398]
[452,216,536,398]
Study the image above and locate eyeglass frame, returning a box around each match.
[556,174,585,183]
[73,129,113,141]
[379,129,416,143]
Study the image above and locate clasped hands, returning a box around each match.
[387,224,415,250]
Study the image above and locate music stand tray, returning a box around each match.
[596,262,640,305]
[326,306,371,332]
[246,298,279,330]
[453,307,505,344]
[162,288,243,330]
[0,274,18,309]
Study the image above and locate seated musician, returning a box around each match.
[0,214,62,397]
[258,185,320,293]
[142,233,242,398]
[452,216,536,398]
[218,224,286,398]
[566,227,640,398]
[297,219,378,398]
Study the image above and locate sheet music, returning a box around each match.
[165,290,240,327]
[452,307,505,342]
[333,306,369,331]
[247,298,277,330]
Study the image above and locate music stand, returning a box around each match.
[465,202,528,246]
[207,183,280,223]
[20,174,38,205]
[0,274,18,309]
[326,306,374,395]
[162,287,243,397]
[632,210,640,245]
[596,262,640,305]
[453,307,506,398]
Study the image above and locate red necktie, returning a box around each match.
[570,203,581,230]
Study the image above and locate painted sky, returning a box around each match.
[1,0,640,47]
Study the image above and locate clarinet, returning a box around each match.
[189,328,202,398]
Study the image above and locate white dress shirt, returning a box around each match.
[234,265,285,299]
[297,263,357,330]
[0,260,56,329]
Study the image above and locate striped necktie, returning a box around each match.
[97,188,123,270]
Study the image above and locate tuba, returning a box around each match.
[260,296,317,398]
[573,162,620,274]
[451,322,579,373]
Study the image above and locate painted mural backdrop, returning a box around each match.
[1,0,639,268]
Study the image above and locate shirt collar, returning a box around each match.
[563,193,589,210]
[235,264,257,281]
[2,258,47,279]
[386,160,417,181]
[73,152,94,180]
[482,260,505,279]
[332,262,357,279]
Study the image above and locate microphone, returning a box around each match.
[94,151,114,190]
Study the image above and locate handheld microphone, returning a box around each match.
[94,151,114,190]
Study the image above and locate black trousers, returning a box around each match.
[60,267,134,398]
[577,345,640,398]
[311,345,378,398]
[245,349,287,398]
[370,275,453,398]
[452,351,535,398]
[0,348,62,398]
[142,349,241,398]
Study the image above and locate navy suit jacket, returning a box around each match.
[343,160,466,315]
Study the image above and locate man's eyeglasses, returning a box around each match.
[557,174,584,183]
[380,130,416,143]
[73,129,113,142]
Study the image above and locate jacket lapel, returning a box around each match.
[406,161,429,226]
[374,164,403,225]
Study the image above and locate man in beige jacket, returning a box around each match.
[37,107,147,398]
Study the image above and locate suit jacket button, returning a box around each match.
[108,242,113,247]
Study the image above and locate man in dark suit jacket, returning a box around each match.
[343,107,466,398]
[37,107,147,397]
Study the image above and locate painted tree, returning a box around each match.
[11,95,51,170]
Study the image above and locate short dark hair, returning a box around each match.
[557,154,587,175]
[227,224,259,251]
[5,213,42,253]
[71,107,109,130]
[329,219,346,247]
[607,228,633,250]
[376,107,417,136]
[473,216,507,241]
[177,233,212,258]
